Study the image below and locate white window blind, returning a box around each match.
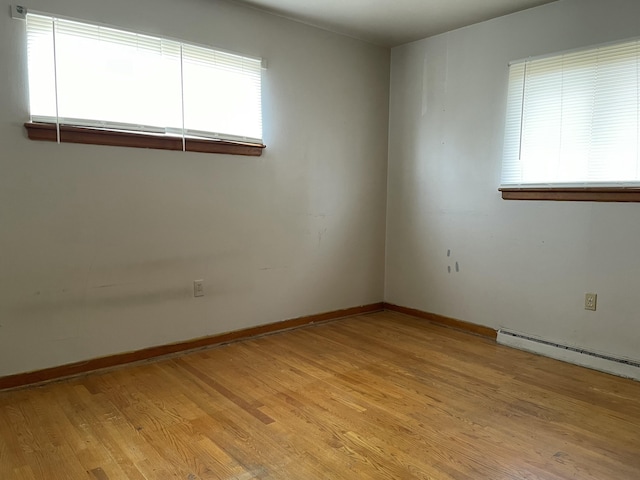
[26,13,263,144]
[501,38,640,187]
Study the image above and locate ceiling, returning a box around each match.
[232,0,559,47]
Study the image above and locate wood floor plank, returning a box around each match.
[0,311,639,479]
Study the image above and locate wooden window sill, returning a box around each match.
[500,187,640,202]
[24,122,266,157]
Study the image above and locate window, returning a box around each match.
[500,38,640,201]
[24,12,265,156]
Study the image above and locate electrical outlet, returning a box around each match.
[193,279,204,297]
[585,293,597,311]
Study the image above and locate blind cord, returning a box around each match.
[179,42,186,153]
[52,17,61,144]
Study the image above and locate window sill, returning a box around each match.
[24,122,266,157]
[500,187,640,202]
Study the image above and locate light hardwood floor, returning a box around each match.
[1,311,639,479]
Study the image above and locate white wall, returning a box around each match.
[386,0,640,361]
[0,0,390,376]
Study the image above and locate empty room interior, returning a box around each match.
[1,0,640,478]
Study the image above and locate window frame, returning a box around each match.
[21,11,266,157]
[500,38,640,202]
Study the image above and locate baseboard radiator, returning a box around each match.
[497,329,640,382]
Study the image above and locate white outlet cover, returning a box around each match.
[585,293,597,311]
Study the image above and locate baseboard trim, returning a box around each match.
[383,303,497,340]
[0,302,384,391]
